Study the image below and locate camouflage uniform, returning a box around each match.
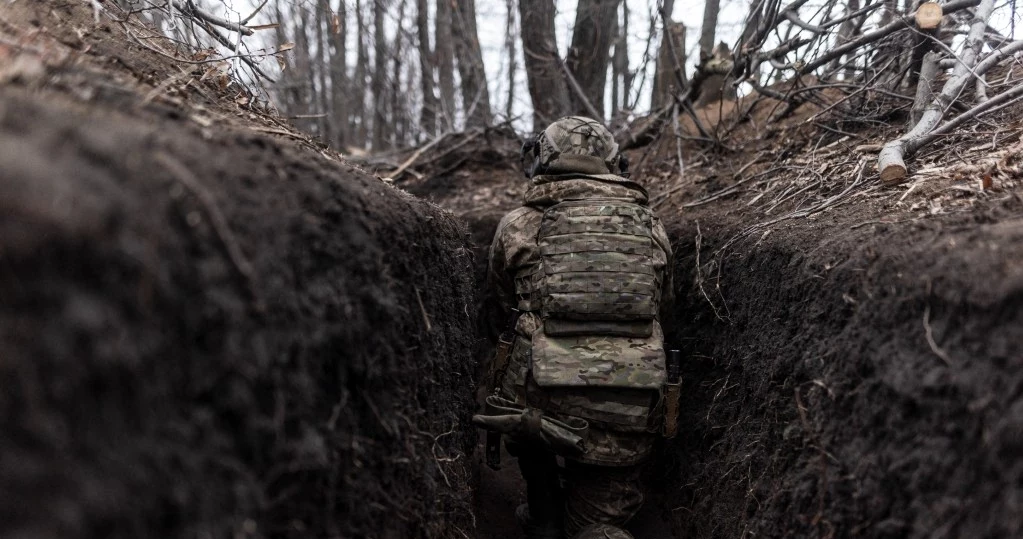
[485,117,673,538]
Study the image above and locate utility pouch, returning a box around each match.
[662,349,682,439]
[472,395,589,456]
[484,311,520,470]
[489,332,515,394]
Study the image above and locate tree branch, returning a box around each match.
[878,0,996,184]
[179,0,253,36]
[799,0,981,75]
[916,83,1023,149]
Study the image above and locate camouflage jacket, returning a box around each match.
[486,173,674,465]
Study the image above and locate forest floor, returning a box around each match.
[4,1,1023,538]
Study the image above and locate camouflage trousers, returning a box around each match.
[508,439,645,538]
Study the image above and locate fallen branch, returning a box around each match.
[618,103,673,151]
[915,83,1023,148]
[783,10,824,34]
[819,1,884,31]
[414,129,484,169]
[877,0,996,184]
[753,36,812,64]
[385,131,456,181]
[973,39,1023,77]
[240,0,271,25]
[910,51,941,125]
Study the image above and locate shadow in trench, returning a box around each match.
[473,439,675,539]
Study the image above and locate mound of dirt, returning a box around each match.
[0,3,477,538]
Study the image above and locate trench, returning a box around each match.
[445,180,1023,538]
[4,77,1023,537]
[4,1,1023,535]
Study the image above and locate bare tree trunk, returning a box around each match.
[392,0,408,146]
[611,12,621,118]
[650,0,673,110]
[296,5,315,134]
[435,0,457,130]
[654,22,686,107]
[620,3,634,111]
[451,0,492,127]
[273,2,297,111]
[354,0,370,147]
[652,0,686,111]
[699,0,721,57]
[908,1,942,88]
[565,0,621,119]
[910,50,940,125]
[329,0,349,148]
[417,0,438,138]
[829,0,861,77]
[315,2,330,139]
[371,0,390,150]
[519,0,570,130]
[504,0,517,121]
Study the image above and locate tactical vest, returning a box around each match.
[526,198,667,397]
[537,198,660,338]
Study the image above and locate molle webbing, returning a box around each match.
[514,269,541,312]
[537,199,658,337]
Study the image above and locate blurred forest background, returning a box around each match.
[108,0,1019,158]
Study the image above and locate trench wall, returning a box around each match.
[0,88,479,538]
[663,212,1023,538]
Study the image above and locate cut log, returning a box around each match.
[915,2,943,29]
[877,0,996,184]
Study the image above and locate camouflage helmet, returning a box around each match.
[571,523,635,539]
[536,116,621,176]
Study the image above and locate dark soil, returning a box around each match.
[647,90,1023,539]
[664,189,1023,539]
[0,3,477,538]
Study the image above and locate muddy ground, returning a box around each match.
[1,3,477,538]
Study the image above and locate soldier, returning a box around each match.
[474,116,675,539]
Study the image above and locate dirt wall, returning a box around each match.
[662,191,1023,538]
[0,82,478,538]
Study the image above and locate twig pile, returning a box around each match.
[728,0,1022,183]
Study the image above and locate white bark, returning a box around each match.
[877,0,996,184]
[910,51,940,125]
